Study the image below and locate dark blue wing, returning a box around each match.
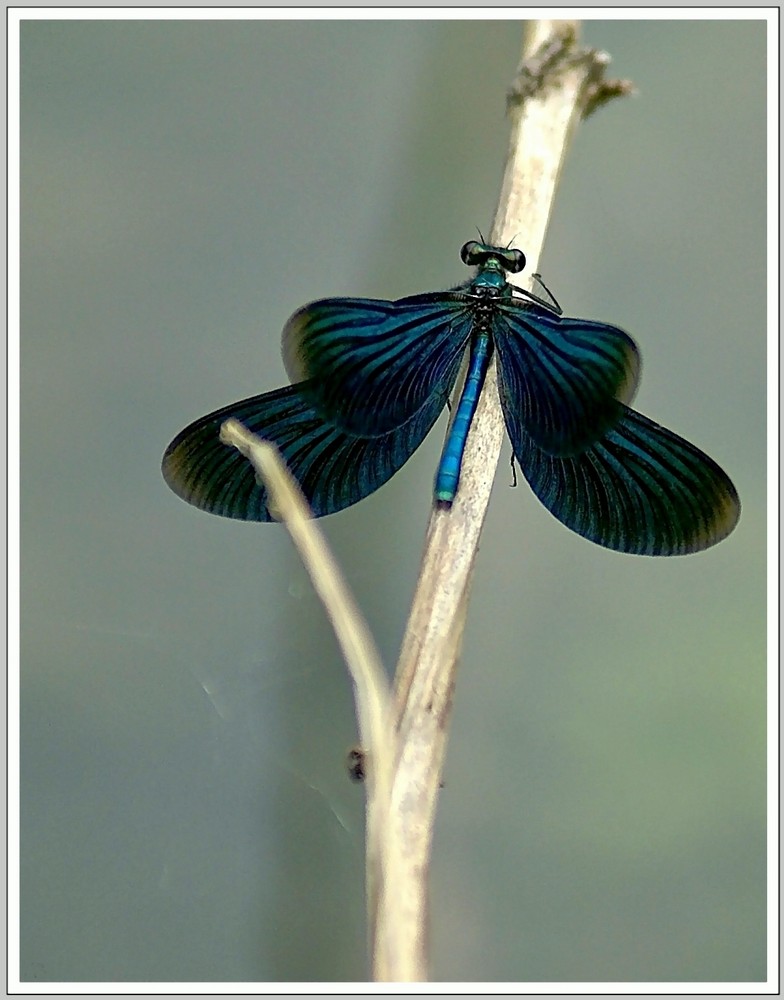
[162,382,448,521]
[506,402,740,555]
[281,292,473,435]
[494,302,640,456]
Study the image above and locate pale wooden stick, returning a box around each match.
[220,21,632,984]
[377,20,632,982]
[218,419,407,967]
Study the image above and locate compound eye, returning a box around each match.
[507,248,526,273]
[460,241,481,265]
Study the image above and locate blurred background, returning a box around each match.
[20,18,767,984]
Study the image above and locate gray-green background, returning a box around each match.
[21,19,767,983]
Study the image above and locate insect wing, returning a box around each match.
[508,403,740,555]
[162,381,449,520]
[494,303,640,456]
[282,292,473,436]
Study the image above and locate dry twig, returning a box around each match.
[222,19,632,983]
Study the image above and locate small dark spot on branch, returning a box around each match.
[346,745,367,783]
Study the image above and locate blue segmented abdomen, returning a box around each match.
[434,333,493,502]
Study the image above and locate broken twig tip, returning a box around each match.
[582,77,637,119]
[219,417,242,446]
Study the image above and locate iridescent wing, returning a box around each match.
[494,301,640,456]
[505,402,740,555]
[162,381,449,520]
[282,292,473,435]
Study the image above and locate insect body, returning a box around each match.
[162,242,739,555]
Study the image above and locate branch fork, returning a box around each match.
[223,20,631,983]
